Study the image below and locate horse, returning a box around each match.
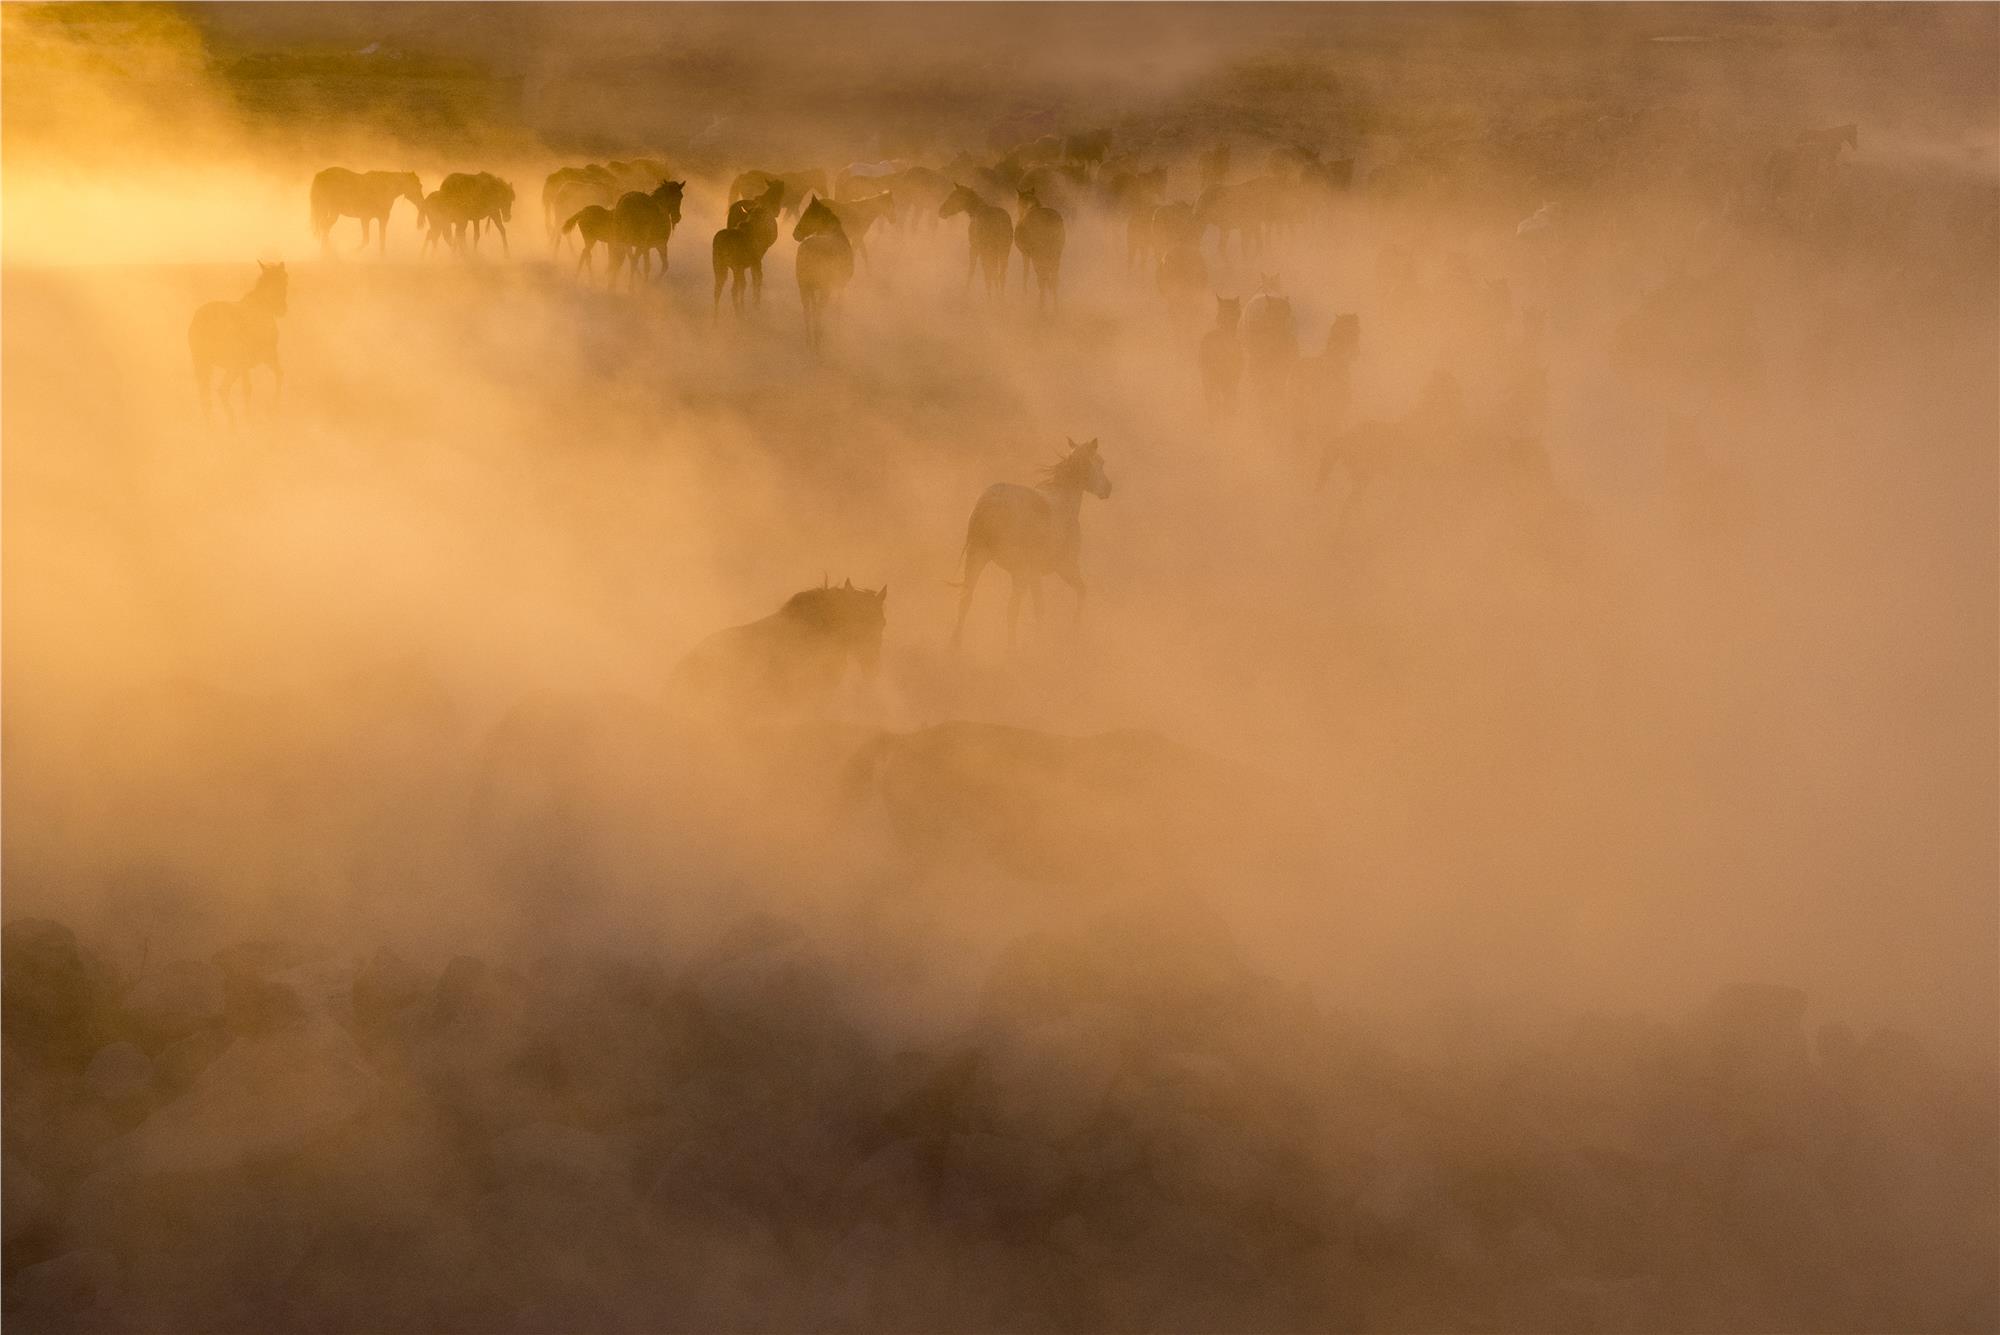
[1156,241,1208,326]
[1199,297,1243,416]
[886,166,952,231]
[1063,127,1113,171]
[712,178,785,316]
[608,180,685,287]
[939,184,1012,300]
[543,164,618,251]
[1241,276,1299,413]
[435,172,515,255]
[827,189,896,270]
[1014,188,1066,311]
[188,261,287,426]
[669,579,887,719]
[793,196,855,354]
[950,438,1113,650]
[729,168,829,219]
[309,169,422,257]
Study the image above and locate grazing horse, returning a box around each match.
[827,189,896,270]
[1199,297,1243,416]
[951,438,1113,650]
[670,579,887,719]
[793,196,855,354]
[730,168,829,219]
[309,169,422,257]
[188,261,287,426]
[1014,188,1066,311]
[1242,276,1299,412]
[712,179,785,316]
[939,184,1012,299]
[435,172,516,255]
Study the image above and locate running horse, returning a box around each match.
[950,438,1113,650]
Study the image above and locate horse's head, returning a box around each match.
[1048,437,1112,500]
[789,580,888,677]
[1258,272,1281,295]
[1327,312,1359,356]
[792,195,842,243]
[939,184,975,219]
[399,172,424,207]
[1016,186,1041,216]
[254,261,288,315]
[759,178,786,213]
[654,179,686,223]
[497,179,516,222]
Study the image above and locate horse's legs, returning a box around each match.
[950,554,989,651]
[712,265,724,318]
[1061,570,1087,626]
[269,352,284,413]
[493,219,509,258]
[352,217,372,253]
[751,258,764,306]
[194,361,213,423]
[964,247,976,295]
[379,215,389,257]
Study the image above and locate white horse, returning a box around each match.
[950,438,1113,650]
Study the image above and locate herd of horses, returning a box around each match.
[206,120,1862,708]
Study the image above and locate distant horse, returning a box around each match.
[188,261,287,426]
[730,168,829,219]
[1064,127,1113,171]
[886,166,952,230]
[951,438,1113,650]
[827,189,896,270]
[1156,241,1208,326]
[1241,276,1298,411]
[1199,297,1243,416]
[712,178,785,316]
[309,169,422,257]
[435,172,516,255]
[544,164,618,251]
[1014,188,1066,310]
[940,184,1012,299]
[670,579,887,719]
[793,196,855,354]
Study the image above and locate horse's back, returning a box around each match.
[967,483,1056,567]
[798,232,854,289]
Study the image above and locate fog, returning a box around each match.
[3,4,1996,1331]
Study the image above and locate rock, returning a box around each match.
[120,959,227,1046]
[83,1040,154,1106]
[2,918,114,1065]
[99,1018,377,1176]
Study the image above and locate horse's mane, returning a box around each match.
[778,584,875,631]
[1039,449,1093,492]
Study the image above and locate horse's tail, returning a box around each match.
[559,208,590,237]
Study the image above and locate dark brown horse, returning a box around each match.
[712,179,785,316]
[1014,188,1066,310]
[940,184,1012,300]
[670,579,887,719]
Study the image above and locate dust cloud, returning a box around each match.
[3,4,1996,1331]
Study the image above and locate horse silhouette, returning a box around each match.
[543,164,618,251]
[1242,276,1299,413]
[939,184,1012,300]
[712,178,785,316]
[1199,297,1244,416]
[951,438,1112,650]
[188,261,287,426]
[793,196,854,355]
[1014,188,1066,310]
[309,169,422,257]
[827,189,896,270]
[561,180,682,287]
[433,173,516,256]
[670,579,887,719]
[729,168,829,219]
